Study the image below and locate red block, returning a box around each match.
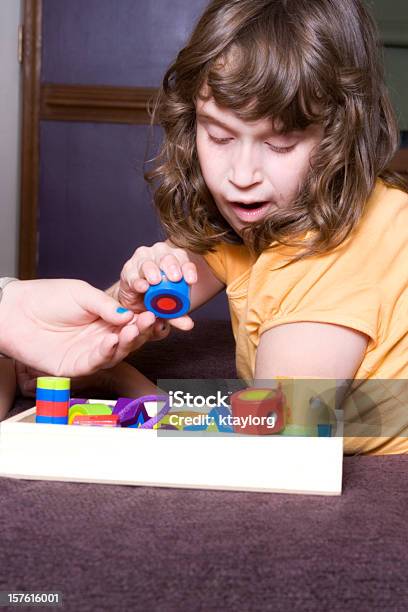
[36,399,69,417]
[230,387,286,435]
[72,414,119,427]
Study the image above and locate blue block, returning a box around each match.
[36,415,68,425]
[208,406,234,432]
[184,424,208,431]
[127,409,150,428]
[317,424,332,437]
[36,388,70,402]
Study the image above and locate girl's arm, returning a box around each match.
[16,360,159,402]
[255,323,369,417]
[255,321,368,379]
[0,358,17,421]
[107,241,225,328]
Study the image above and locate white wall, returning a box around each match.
[0,0,22,276]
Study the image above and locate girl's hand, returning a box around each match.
[118,242,197,331]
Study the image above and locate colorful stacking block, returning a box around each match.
[230,387,286,435]
[144,273,190,319]
[207,406,234,433]
[112,397,150,427]
[127,407,150,428]
[112,395,170,428]
[72,414,119,427]
[35,416,69,425]
[68,398,88,407]
[317,424,333,437]
[183,413,210,432]
[68,403,112,425]
[309,397,335,437]
[36,377,70,425]
[152,411,197,430]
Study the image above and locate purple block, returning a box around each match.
[138,396,170,430]
[69,398,88,408]
[112,397,136,415]
[113,398,148,428]
[125,405,150,428]
[112,395,170,429]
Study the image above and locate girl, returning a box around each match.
[108,0,408,455]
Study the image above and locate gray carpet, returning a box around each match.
[1,457,408,611]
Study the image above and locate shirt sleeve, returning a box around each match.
[246,240,386,352]
[255,276,382,347]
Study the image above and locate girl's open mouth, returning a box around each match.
[229,201,272,222]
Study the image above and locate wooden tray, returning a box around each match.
[0,406,343,495]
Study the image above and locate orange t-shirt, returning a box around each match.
[203,180,408,455]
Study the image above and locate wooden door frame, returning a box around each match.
[19,0,42,279]
[19,1,408,279]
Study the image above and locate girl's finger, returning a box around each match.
[132,278,150,293]
[159,254,185,281]
[134,310,156,333]
[139,260,163,285]
[150,319,171,341]
[120,258,144,291]
[168,315,194,331]
[181,261,198,284]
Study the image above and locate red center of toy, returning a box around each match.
[157,297,178,312]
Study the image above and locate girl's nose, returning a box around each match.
[227,144,263,189]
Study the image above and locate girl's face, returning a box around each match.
[196,96,324,236]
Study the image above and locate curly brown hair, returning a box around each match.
[145,0,408,259]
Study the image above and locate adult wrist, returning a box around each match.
[0,277,19,356]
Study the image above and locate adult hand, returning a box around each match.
[0,278,159,376]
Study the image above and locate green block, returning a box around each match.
[280,424,317,437]
[69,403,112,424]
[239,389,273,401]
[37,376,70,390]
[85,404,112,415]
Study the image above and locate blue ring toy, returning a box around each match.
[144,273,190,319]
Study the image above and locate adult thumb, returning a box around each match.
[75,282,135,326]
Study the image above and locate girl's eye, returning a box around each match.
[267,143,297,154]
[209,134,233,145]
[208,132,297,152]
